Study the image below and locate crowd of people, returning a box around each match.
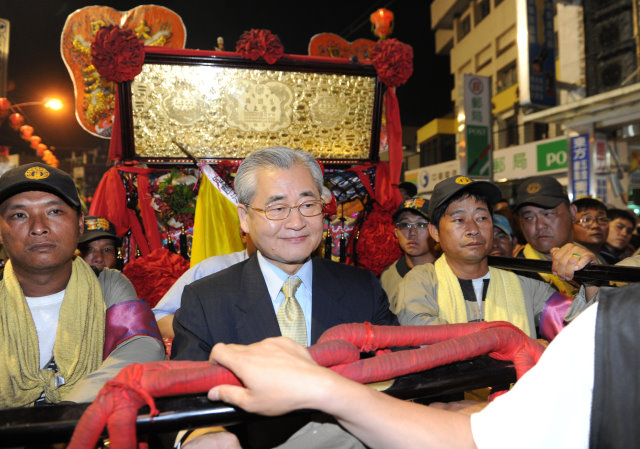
[0,147,638,449]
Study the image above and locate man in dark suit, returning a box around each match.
[171,146,397,448]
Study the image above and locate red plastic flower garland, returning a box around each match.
[371,38,414,88]
[91,25,145,83]
[235,29,284,64]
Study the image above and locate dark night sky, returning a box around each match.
[2,0,452,159]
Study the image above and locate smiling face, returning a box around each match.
[518,202,574,254]
[0,190,83,279]
[429,195,492,277]
[237,164,324,275]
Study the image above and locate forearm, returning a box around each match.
[315,370,477,449]
[65,335,165,403]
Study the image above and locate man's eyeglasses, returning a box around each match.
[246,200,324,221]
[395,222,428,232]
[576,215,609,227]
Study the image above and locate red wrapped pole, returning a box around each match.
[69,322,544,449]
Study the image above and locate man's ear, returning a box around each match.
[78,213,84,236]
[393,228,399,240]
[428,223,440,243]
[569,204,578,222]
[237,204,250,234]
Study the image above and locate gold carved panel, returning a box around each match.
[128,62,379,162]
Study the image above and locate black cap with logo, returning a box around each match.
[0,162,80,208]
[515,176,568,210]
[392,197,430,222]
[428,175,501,218]
[78,216,120,245]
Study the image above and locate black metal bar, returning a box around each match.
[0,356,514,447]
[488,255,640,283]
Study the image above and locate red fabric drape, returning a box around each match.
[89,166,162,258]
[385,88,403,192]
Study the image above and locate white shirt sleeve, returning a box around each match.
[470,303,597,449]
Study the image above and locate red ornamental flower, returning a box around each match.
[371,39,414,88]
[122,248,190,308]
[91,25,145,83]
[355,207,403,276]
[235,29,284,64]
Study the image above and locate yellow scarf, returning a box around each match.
[522,243,579,296]
[0,257,105,408]
[434,254,531,337]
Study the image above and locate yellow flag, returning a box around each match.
[190,167,245,266]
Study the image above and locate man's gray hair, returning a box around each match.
[235,146,325,204]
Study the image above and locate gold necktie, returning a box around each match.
[277,277,307,346]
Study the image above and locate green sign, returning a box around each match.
[466,125,491,176]
[537,139,568,172]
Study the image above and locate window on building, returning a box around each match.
[497,62,517,93]
[475,0,491,25]
[419,135,456,166]
[457,15,471,42]
[505,115,519,146]
[533,122,549,140]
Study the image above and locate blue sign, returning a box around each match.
[570,134,591,199]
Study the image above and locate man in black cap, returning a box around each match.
[395,175,598,340]
[78,216,120,270]
[0,163,164,409]
[514,175,595,295]
[381,197,439,312]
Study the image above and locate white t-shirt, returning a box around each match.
[25,290,65,369]
[471,303,597,449]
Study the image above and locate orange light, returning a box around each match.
[43,98,63,111]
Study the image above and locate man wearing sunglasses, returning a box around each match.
[171,146,397,449]
[381,197,439,312]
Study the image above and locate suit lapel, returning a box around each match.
[234,257,282,343]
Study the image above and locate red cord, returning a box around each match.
[68,322,544,449]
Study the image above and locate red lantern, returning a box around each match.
[37,143,47,157]
[9,113,24,130]
[370,8,394,40]
[20,125,33,140]
[30,135,42,150]
[0,98,10,116]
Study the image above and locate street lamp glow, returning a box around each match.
[43,98,63,110]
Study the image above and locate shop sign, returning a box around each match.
[494,137,567,179]
[570,134,591,199]
[463,75,492,178]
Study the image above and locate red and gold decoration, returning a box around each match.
[61,5,186,138]
[90,25,145,82]
[370,8,395,40]
[308,33,375,61]
[372,38,413,191]
[235,29,284,64]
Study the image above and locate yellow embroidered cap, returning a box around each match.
[78,216,120,245]
[0,162,80,208]
[428,175,501,218]
[515,175,567,210]
[392,196,430,222]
